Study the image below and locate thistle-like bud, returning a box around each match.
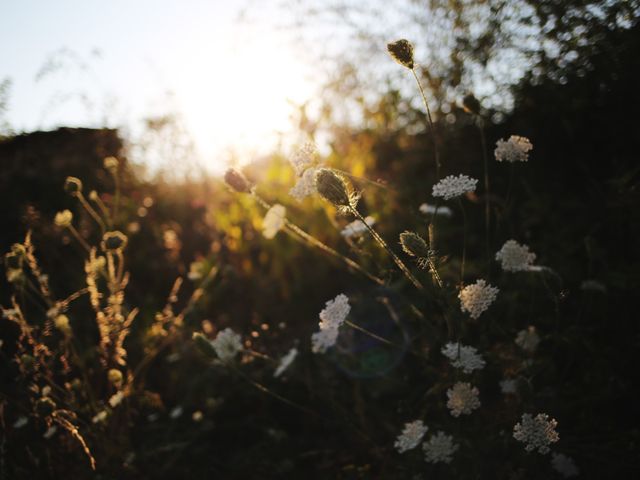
[315,168,351,208]
[224,168,252,193]
[54,314,72,336]
[193,332,217,358]
[54,210,73,228]
[102,231,128,252]
[462,94,481,115]
[108,368,123,387]
[387,39,415,69]
[400,231,430,258]
[104,156,119,172]
[64,176,83,196]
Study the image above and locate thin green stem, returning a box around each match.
[92,193,113,229]
[67,225,91,254]
[411,68,441,178]
[332,168,395,192]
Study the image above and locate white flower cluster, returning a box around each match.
[262,204,286,239]
[494,135,533,162]
[274,347,298,378]
[394,419,428,453]
[432,174,478,200]
[289,143,325,201]
[515,326,540,353]
[459,279,499,319]
[513,413,559,454]
[495,240,537,272]
[446,382,481,417]
[551,453,579,477]
[211,328,243,362]
[423,431,459,464]
[419,203,453,217]
[341,216,375,238]
[441,342,486,374]
[311,294,351,354]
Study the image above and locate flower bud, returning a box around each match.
[108,368,124,387]
[102,231,128,252]
[64,176,83,196]
[462,94,481,115]
[54,210,73,228]
[54,314,72,336]
[400,231,430,258]
[387,39,415,69]
[315,169,351,208]
[224,168,252,193]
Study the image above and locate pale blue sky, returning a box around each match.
[0,0,316,171]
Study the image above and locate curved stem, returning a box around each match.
[411,68,441,178]
[77,193,106,233]
[67,225,91,254]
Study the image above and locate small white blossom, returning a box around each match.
[274,347,298,378]
[432,174,478,200]
[170,406,184,419]
[459,279,499,319]
[496,240,537,272]
[423,431,458,464]
[580,279,606,293]
[394,420,428,453]
[262,204,286,239]
[311,294,351,354]
[13,416,28,429]
[211,328,243,362]
[289,167,319,201]
[441,342,486,374]
[108,391,124,408]
[551,453,579,477]
[92,410,108,424]
[289,142,317,176]
[341,216,375,238]
[500,378,518,395]
[419,203,453,217]
[513,413,559,454]
[447,382,481,417]
[494,135,533,162]
[515,326,540,353]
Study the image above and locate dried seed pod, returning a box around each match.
[102,231,128,252]
[315,168,351,208]
[387,39,415,69]
[224,168,252,193]
[64,176,83,196]
[399,231,430,258]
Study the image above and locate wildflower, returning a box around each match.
[496,240,537,272]
[494,135,533,162]
[108,369,123,387]
[289,167,319,201]
[447,382,481,417]
[315,168,359,211]
[289,142,317,176]
[224,168,252,193]
[513,413,559,454]
[399,231,430,261]
[423,431,458,464]
[551,453,579,477]
[459,279,499,319]
[419,203,453,217]
[580,279,606,293]
[54,314,72,336]
[102,231,128,251]
[387,39,414,69]
[170,405,183,419]
[103,156,119,172]
[262,204,286,239]
[500,378,518,395]
[432,174,478,200]
[515,326,540,353]
[394,420,428,453]
[64,176,83,195]
[274,347,298,378]
[341,216,375,238]
[211,328,243,362]
[441,343,486,374]
[108,391,124,408]
[54,210,73,228]
[13,416,28,429]
[311,294,351,354]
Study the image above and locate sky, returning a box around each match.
[0,0,316,172]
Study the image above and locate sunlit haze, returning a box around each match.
[0,0,315,172]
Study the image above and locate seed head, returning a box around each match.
[102,231,128,252]
[224,168,252,193]
[399,231,430,258]
[387,39,414,69]
[315,168,355,210]
[54,210,73,228]
[64,176,83,196]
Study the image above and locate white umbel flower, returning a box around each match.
[513,413,559,454]
[262,204,286,239]
[274,347,298,378]
[459,280,499,319]
[447,382,481,417]
[441,342,486,374]
[423,431,459,464]
[419,203,453,217]
[551,453,579,477]
[341,216,375,238]
[289,142,317,176]
[515,326,540,353]
[211,328,243,362]
[394,419,428,453]
[494,135,533,162]
[13,416,28,429]
[311,294,351,354]
[289,167,319,201]
[496,240,537,272]
[432,174,478,200]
